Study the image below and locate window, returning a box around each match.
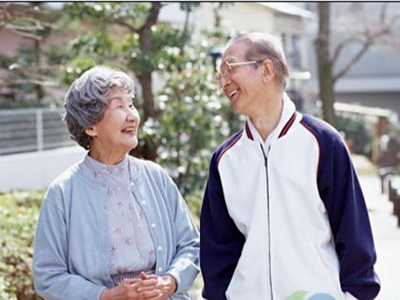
[281,33,287,53]
[291,34,301,68]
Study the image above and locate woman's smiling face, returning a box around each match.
[87,87,141,154]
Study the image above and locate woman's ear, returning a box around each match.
[261,59,274,83]
[85,125,98,137]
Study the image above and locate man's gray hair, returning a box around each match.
[64,66,135,149]
[227,32,289,89]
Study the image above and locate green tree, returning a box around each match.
[0,3,61,107]
[64,2,197,160]
[63,3,240,198]
[156,35,232,197]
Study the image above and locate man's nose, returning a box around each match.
[221,75,232,90]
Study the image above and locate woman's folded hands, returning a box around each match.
[101,271,177,300]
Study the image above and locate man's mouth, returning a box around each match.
[229,90,238,99]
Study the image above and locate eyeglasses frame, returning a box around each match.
[217,60,265,85]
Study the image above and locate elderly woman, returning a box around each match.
[32,66,200,300]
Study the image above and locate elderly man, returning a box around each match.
[200,33,380,300]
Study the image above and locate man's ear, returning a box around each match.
[261,59,274,83]
[85,125,98,137]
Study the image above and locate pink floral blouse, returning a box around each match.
[80,155,156,275]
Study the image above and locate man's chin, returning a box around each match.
[232,103,244,114]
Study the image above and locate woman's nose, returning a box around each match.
[127,108,139,122]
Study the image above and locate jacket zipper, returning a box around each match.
[260,143,273,300]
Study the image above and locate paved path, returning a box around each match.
[359,175,400,300]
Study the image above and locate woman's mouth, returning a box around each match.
[121,127,136,135]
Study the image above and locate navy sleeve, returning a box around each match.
[304,116,380,300]
[200,153,245,300]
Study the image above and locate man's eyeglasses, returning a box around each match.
[217,60,264,87]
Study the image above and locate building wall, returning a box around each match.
[197,3,274,34]
[274,14,308,70]
[0,28,34,57]
[196,3,310,88]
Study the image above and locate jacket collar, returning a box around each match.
[245,92,297,142]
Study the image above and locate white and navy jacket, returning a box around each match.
[200,97,380,300]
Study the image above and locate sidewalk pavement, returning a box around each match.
[358,174,400,300]
[352,154,400,299]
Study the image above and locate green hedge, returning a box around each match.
[0,191,43,300]
[336,114,372,157]
[0,190,202,299]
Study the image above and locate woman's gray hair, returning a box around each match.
[64,66,135,149]
[227,32,289,89]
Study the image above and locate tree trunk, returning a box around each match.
[131,3,162,160]
[137,3,161,122]
[133,73,159,160]
[137,73,158,121]
[34,39,44,102]
[315,3,337,127]
[213,6,221,28]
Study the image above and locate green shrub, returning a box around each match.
[186,195,202,229]
[336,114,372,157]
[0,189,202,299]
[0,191,44,300]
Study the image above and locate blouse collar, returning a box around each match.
[80,154,131,189]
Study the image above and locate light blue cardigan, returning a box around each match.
[33,155,200,300]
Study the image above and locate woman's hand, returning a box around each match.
[139,272,177,300]
[100,277,159,300]
[100,272,177,300]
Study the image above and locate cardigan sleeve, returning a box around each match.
[200,153,245,300]
[316,127,380,300]
[163,173,200,294]
[33,184,106,300]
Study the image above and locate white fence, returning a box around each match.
[0,146,86,191]
[0,107,75,155]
